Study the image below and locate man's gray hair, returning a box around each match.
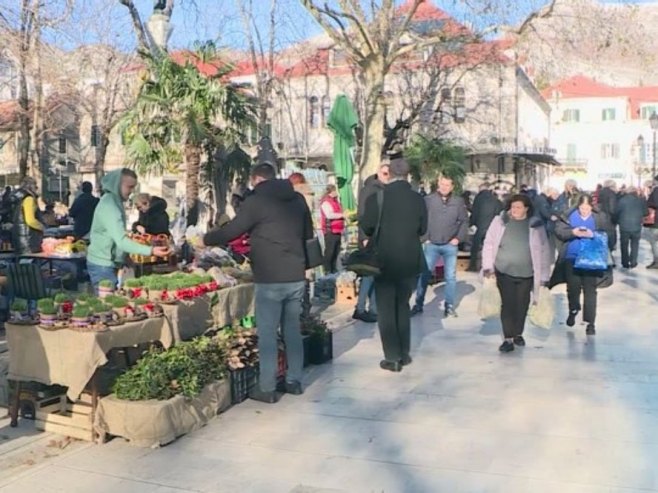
[389,157,410,178]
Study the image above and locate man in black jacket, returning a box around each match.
[615,186,647,269]
[645,177,658,269]
[598,180,618,265]
[361,158,427,372]
[353,163,390,323]
[68,182,99,239]
[467,182,502,272]
[203,164,313,402]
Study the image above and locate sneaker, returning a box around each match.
[249,387,281,404]
[499,341,515,353]
[380,360,402,372]
[586,324,596,335]
[410,305,423,317]
[566,310,578,327]
[647,263,658,270]
[513,335,526,346]
[353,310,377,323]
[400,355,413,366]
[444,305,458,318]
[283,381,303,395]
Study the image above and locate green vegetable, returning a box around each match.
[99,279,115,289]
[124,278,144,288]
[111,297,129,308]
[133,298,148,306]
[72,305,91,318]
[37,299,57,315]
[54,293,72,303]
[11,299,28,312]
[76,293,91,303]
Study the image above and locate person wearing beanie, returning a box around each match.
[360,157,428,372]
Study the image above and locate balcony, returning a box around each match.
[558,158,589,169]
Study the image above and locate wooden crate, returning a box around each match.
[456,253,471,272]
[35,395,95,442]
[335,283,357,304]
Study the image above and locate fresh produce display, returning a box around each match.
[42,237,86,257]
[213,326,259,370]
[128,233,171,264]
[10,298,29,321]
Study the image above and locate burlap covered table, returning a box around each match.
[94,379,231,447]
[161,283,255,342]
[6,318,171,401]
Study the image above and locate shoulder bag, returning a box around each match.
[344,191,384,277]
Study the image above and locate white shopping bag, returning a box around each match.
[528,287,555,329]
[477,276,501,319]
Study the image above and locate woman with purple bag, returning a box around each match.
[549,194,614,336]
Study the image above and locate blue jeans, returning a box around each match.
[414,243,458,309]
[355,276,377,314]
[87,262,118,295]
[255,281,305,392]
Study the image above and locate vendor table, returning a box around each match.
[43,225,74,238]
[162,283,255,342]
[5,317,172,427]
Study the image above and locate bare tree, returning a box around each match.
[300,0,559,179]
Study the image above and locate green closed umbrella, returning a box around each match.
[327,94,358,211]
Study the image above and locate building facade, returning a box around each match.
[545,75,658,190]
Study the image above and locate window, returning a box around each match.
[601,143,620,159]
[58,137,66,154]
[321,96,331,127]
[439,88,452,124]
[90,125,100,147]
[602,108,616,121]
[641,106,658,120]
[453,87,465,124]
[566,143,577,161]
[309,96,320,129]
[562,109,580,122]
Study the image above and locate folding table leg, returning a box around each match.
[9,380,21,427]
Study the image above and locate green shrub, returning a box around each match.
[113,337,227,401]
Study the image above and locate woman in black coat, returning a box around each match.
[549,194,614,335]
[361,158,428,372]
[133,194,170,236]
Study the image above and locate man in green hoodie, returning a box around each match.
[87,168,170,291]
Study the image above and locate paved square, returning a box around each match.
[2,259,658,492]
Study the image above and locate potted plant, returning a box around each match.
[98,279,115,298]
[124,278,145,299]
[71,305,92,328]
[132,297,148,314]
[97,303,116,324]
[146,277,170,302]
[37,299,58,327]
[10,299,29,321]
[53,292,73,315]
[301,315,333,365]
[110,297,131,319]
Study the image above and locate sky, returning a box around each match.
[2,0,655,53]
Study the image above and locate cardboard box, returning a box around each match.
[335,283,357,304]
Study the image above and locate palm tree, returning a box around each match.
[121,42,253,224]
[406,135,466,192]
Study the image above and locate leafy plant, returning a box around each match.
[145,277,169,291]
[111,297,129,309]
[301,315,329,337]
[124,278,144,288]
[72,305,91,318]
[76,293,91,303]
[54,293,72,304]
[99,279,115,289]
[133,298,148,306]
[113,337,227,401]
[213,326,259,370]
[37,299,57,315]
[11,299,28,312]
[406,135,466,192]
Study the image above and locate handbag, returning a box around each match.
[528,287,555,329]
[574,232,609,271]
[477,276,500,319]
[345,190,384,277]
[644,207,656,227]
[304,237,323,269]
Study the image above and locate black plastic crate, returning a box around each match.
[229,366,258,404]
[307,331,333,365]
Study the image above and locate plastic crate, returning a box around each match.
[307,331,333,365]
[229,367,258,404]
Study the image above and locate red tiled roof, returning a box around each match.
[0,100,27,130]
[543,75,658,119]
[397,0,450,21]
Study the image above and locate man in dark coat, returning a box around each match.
[203,164,313,402]
[598,180,618,264]
[354,163,390,323]
[467,182,502,271]
[133,194,170,236]
[361,158,427,373]
[68,181,99,239]
[534,186,560,260]
[615,186,647,269]
[555,179,580,214]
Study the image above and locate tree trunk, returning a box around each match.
[95,131,109,188]
[358,63,387,182]
[184,142,201,226]
[17,0,32,181]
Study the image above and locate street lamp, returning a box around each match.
[638,135,645,186]
[651,112,658,178]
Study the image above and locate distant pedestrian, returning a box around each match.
[533,186,560,260]
[354,163,390,323]
[644,176,658,269]
[468,182,503,272]
[361,157,427,372]
[411,175,468,318]
[68,181,99,239]
[482,194,552,353]
[320,184,345,274]
[598,180,618,265]
[616,186,647,269]
[549,194,614,336]
[555,179,580,214]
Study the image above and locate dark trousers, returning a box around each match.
[468,229,484,271]
[323,232,341,274]
[374,277,415,362]
[620,230,641,268]
[495,272,533,339]
[565,261,598,324]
